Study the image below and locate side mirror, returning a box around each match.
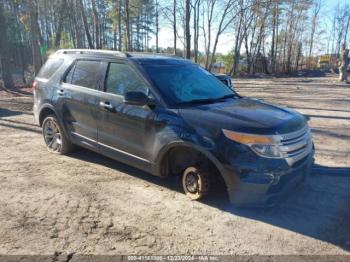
[124,91,155,106]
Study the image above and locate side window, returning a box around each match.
[37,58,64,79]
[105,63,148,96]
[71,60,102,89]
[64,64,75,83]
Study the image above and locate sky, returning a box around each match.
[148,0,346,55]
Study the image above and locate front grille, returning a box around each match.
[277,126,313,166]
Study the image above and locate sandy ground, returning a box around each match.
[0,75,349,258]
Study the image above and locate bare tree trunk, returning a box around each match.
[73,0,83,48]
[185,0,191,59]
[308,0,321,69]
[136,15,140,51]
[54,0,67,48]
[124,0,131,51]
[295,42,302,71]
[193,0,200,63]
[78,0,94,49]
[0,2,14,88]
[173,0,177,55]
[204,0,215,69]
[91,0,100,49]
[29,0,42,75]
[344,15,350,45]
[282,16,288,73]
[339,44,349,82]
[230,0,244,76]
[252,21,265,74]
[113,28,117,50]
[155,0,159,53]
[244,33,250,73]
[118,0,122,51]
[208,0,236,72]
[274,3,279,73]
[270,0,277,74]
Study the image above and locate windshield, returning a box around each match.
[143,64,236,105]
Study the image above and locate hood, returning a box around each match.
[179,98,307,136]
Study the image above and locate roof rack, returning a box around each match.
[125,52,182,58]
[55,49,128,58]
[54,49,185,60]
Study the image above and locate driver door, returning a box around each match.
[97,62,156,169]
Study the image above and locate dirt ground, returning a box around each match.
[0,75,349,258]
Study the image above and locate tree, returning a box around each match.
[91,0,100,49]
[78,0,94,49]
[185,0,191,58]
[54,0,68,48]
[270,0,278,73]
[209,0,241,71]
[117,0,122,51]
[0,1,14,88]
[192,0,201,62]
[155,0,160,53]
[308,0,321,69]
[339,44,349,82]
[124,0,131,51]
[230,0,254,76]
[203,0,216,69]
[28,0,43,74]
[173,0,177,54]
[0,0,346,81]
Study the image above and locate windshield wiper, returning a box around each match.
[215,94,237,100]
[177,98,217,105]
[177,94,239,106]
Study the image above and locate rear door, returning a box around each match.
[53,59,105,149]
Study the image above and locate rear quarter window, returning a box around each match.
[37,58,64,79]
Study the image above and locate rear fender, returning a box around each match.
[38,104,70,139]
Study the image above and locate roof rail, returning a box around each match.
[125,52,182,58]
[55,49,127,58]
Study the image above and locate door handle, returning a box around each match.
[57,89,65,96]
[99,101,113,110]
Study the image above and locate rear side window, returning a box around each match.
[105,63,148,96]
[70,60,102,89]
[37,58,64,79]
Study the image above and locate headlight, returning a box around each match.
[222,129,284,158]
[250,144,284,158]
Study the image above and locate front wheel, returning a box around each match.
[182,166,210,200]
[42,115,74,154]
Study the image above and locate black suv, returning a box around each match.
[33,49,314,206]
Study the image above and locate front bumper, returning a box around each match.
[226,150,315,207]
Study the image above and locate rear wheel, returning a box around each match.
[42,115,74,154]
[182,166,210,200]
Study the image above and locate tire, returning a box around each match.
[42,115,74,154]
[182,166,210,200]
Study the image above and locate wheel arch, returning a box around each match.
[153,141,235,189]
[38,104,59,126]
[38,104,70,141]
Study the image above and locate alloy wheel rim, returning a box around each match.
[43,120,62,152]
